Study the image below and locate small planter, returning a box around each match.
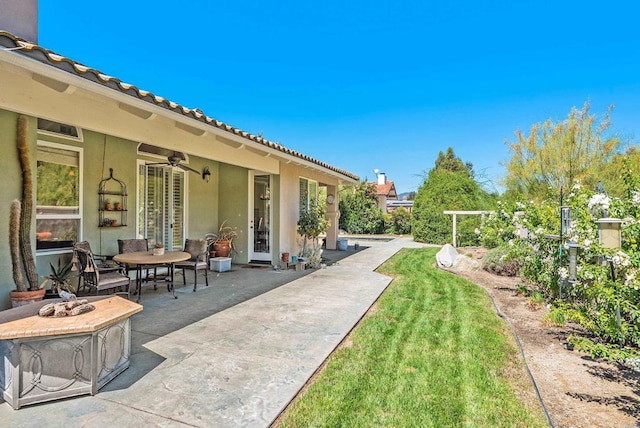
[282,252,290,262]
[153,247,165,256]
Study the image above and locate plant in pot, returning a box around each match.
[297,201,329,268]
[153,241,165,256]
[45,259,75,296]
[211,220,238,258]
[9,116,45,307]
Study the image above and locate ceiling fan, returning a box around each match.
[147,151,211,182]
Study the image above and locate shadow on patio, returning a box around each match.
[100,246,365,392]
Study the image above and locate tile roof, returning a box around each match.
[370,181,396,196]
[0,31,358,181]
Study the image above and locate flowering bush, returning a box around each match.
[478,170,640,350]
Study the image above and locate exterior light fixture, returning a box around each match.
[202,166,211,183]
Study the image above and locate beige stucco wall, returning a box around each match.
[279,162,342,256]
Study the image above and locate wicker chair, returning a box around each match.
[73,241,123,294]
[175,238,209,292]
[75,248,131,297]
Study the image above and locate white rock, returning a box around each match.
[436,244,459,267]
[452,254,480,272]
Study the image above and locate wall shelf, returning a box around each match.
[98,168,127,228]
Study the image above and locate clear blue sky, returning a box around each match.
[39,1,640,194]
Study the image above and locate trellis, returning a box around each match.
[443,210,493,247]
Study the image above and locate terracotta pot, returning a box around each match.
[10,288,46,308]
[282,252,290,262]
[213,240,231,258]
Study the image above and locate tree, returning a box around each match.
[412,148,494,245]
[504,101,621,201]
[338,182,385,234]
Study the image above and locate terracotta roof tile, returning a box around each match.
[0,31,358,181]
[369,181,397,196]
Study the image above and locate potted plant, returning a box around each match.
[297,201,329,268]
[153,241,165,256]
[9,116,45,307]
[45,259,74,295]
[210,220,238,258]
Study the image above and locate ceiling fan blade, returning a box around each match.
[177,164,201,175]
[146,161,170,166]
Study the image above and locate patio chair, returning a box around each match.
[175,238,209,292]
[75,248,131,297]
[73,241,123,294]
[117,238,164,291]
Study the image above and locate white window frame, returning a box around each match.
[35,141,83,255]
[299,176,318,214]
[136,160,188,250]
[36,118,84,142]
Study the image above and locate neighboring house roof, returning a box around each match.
[0,30,358,181]
[369,181,398,198]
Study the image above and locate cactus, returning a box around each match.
[14,115,39,290]
[9,199,26,291]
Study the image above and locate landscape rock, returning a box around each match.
[436,244,459,267]
[452,254,480,272]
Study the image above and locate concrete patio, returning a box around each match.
[1,237,424,427]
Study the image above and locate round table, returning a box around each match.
[113,251,190,301]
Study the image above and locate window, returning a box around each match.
[299,177,318,214]
[36,142,82,251]
[138,164,185,250]
[37,118,82,141]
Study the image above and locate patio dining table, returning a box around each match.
[113,250,190,302]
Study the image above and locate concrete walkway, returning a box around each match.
[1,237,424,427]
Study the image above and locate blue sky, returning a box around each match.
[39,1,640,193]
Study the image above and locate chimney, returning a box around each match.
[377,172,386,185]
[0,0,38,43]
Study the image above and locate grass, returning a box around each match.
[276,247,548,427]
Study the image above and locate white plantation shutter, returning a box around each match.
[171,171,185,250]
[138,165,185,249]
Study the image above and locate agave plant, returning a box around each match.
[46,259,74,293]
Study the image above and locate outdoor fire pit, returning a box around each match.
[0,296,142,409]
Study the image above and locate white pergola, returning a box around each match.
[443,210,493,247]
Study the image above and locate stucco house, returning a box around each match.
[0,3,357,309]
[369,172,398,213]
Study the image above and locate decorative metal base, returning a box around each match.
[1,318,132,409]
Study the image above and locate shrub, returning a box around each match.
[482,245,522,276]
[384,207,412,235]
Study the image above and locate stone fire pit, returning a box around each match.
[0,296,142,409]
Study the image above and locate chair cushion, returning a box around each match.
[175,260,208,269]
[118,239,148,253]
[98,272,131,287]
[184,239,207,261]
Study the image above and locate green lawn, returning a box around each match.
[277,247,548,427]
